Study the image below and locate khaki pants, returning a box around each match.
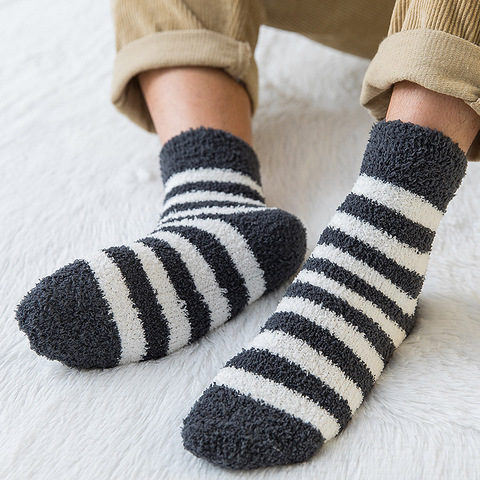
[111,0,480,160]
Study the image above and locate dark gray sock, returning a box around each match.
[16,128,306,369]
[182,121,467,470]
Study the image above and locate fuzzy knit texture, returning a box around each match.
[3,4,480,478]
[16,127,307,369]
[182,121,468,469]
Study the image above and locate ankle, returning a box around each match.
[386,81,480,153]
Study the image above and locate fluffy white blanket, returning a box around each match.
[2,1,480,478]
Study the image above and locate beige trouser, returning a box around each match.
[111,0,480,160]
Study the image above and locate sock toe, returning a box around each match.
[16,259,121,369]
[182,385,324,470]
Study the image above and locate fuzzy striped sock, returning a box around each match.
[16,128,306,369]
[182,121,468,470]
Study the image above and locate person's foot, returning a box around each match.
[182,121,467,469]
[16,128,306,369]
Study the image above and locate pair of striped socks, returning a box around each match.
[17,121,467,469]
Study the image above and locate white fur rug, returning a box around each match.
[2,1,480,478]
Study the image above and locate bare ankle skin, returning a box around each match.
[386,81,480,154]
[138,67,253,145]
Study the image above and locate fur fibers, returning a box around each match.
[1,1,480,478]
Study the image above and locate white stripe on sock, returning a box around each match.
[163,191,264,212]
[87,251,146,364]
[160,205,268,223]
[130,242,191,353]
[249,329,363,411]
[164,168,263,196]
[150,230,231,330]
[312,243,416,315]
[213,366,341,440]
[329,211,430,275]
[276,296,384,379]
[295,270,406,347]
[161,218,266,302]
[352,174,443,231]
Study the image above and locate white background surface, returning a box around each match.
[1,1,480,478]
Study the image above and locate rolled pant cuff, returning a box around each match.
[361,29,480,161]
[111,30,258,133]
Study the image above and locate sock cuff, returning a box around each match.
[160,128,261,185]
[360,120,467,212]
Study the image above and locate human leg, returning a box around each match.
[110,0,264,133]
[16,1,308,368]
[362,0,480,160]
[386,80,480,153]
[138,67,252,144]
[181,1,480,469]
